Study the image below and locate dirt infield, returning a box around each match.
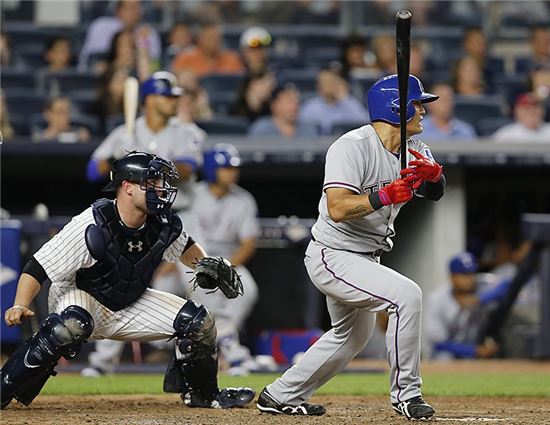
[2,394,549,425]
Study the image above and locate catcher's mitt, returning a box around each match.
[193,256,243,299]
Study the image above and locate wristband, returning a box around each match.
[368,192,384,210]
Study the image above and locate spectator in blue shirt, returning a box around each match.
[421,83,477,141]
[248,84,318,138]
[299,68,369,135]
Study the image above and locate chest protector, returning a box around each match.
[75,199,183,311]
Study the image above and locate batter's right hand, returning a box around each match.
[378,176,417,205]
[5,305,35,326]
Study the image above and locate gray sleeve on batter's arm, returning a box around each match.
[322,139,365,195]
[91,125,127,160]
[173,125,206,170]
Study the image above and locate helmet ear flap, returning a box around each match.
[406,102,417,122]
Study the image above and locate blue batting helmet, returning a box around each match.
[141,71,183,102]
[367,74,438,125]
[449,252,478,274]
[203,144,241,183]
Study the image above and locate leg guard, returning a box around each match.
[1,305,93,409]
[163,301,219,404]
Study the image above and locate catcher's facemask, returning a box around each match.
[141,157,179,214]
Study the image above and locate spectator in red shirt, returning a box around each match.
[171,23,244,77]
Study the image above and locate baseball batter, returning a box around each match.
[1,152,254,410]
[257,74,445,420]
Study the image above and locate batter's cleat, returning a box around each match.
[182,387,255,409]
[392,396,435,420]
[256,388,326,416]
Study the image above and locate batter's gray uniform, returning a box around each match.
[267,124,434,405]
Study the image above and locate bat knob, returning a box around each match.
[396,10,412,20]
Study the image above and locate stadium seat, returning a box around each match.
[5,90,45,116]
[4,27,51,49]
[30,112,101,135]
[493,75,528,108]
[303,47,339,69]
[105,115,125,133]
[476,117,514,137]
[279,68,319,93]
[454,95,506,134]
[40,70,99,95]
[209,91,238,115]
[200,74,245,95]
[1,69,36,91]
[70,90,97,115]
[294,32,342,51]
[331,121,366,136]
[19,45,47,68]
[7,114,31,137]
[196,115,249,135]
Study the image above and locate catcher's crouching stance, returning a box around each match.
[1,151,253,410]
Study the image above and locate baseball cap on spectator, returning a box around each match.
[515,92,541,109]
[141,71,183,102]
[449,252,478,274]
[240,27,272,49]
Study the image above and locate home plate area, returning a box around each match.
[2,395,547,425]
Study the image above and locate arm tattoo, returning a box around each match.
[344,204,370,219]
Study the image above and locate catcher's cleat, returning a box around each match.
[256,388,326,416]
[392,395,435,420]
[182,387,255,409]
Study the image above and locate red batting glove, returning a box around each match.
[378,175,417,205]
[400,148,443,183]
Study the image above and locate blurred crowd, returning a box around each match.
[1,0,550,143]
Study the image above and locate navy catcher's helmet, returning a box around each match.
[141,71,183,102]
[367,74,438,125]
[203,144,241,183]
[103,151,179,214]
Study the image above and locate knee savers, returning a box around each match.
[173,300,217,358]
[49,305,95,358]
[0,305,93,408]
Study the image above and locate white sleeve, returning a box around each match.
[323,139,365,194]
[163,229,190,263]
[33,210,95,283]
[238,196,260,241]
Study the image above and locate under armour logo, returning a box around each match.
[128,241,143,252]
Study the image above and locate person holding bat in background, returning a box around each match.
[257,13,445,421]
[83,71,206,376]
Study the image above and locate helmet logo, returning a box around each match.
[127,241,143,253]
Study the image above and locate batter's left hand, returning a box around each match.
[401,148,443,183]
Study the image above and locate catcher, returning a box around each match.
[1,151,253,410]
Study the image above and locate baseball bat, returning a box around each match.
[123,76,139,137]
[396,10,412,170]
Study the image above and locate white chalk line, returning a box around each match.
[436,418,513,422]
